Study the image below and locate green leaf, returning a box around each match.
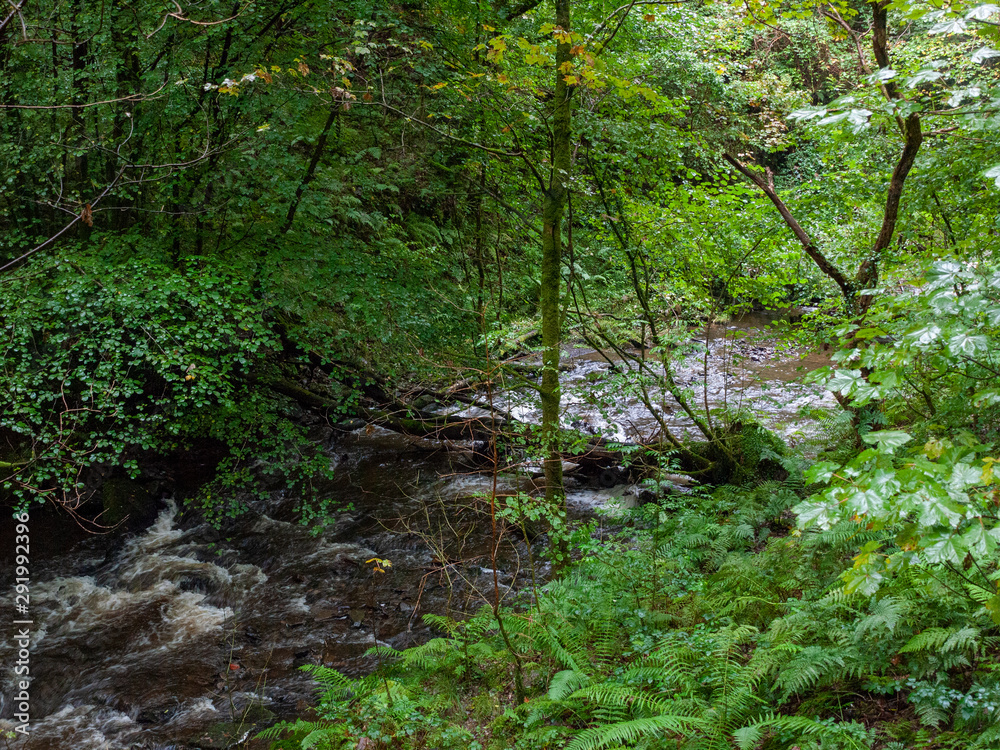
[861,430,913,450]
[826,369,863,395]
[948,87,981,107]
[817,111,849,126]
[922,533,966,564]
[847,108,872,133]
[971,46,1000,63]
[929,17,968,34]
[866,67,896,83]
[906,69,943,88]
[789,106,827,121]
[966,4,1000,21]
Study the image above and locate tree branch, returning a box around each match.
[722,153,854,301]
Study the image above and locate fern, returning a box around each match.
[733,714,870,750]
[853,595,909,642]
[565,713,709,750]
[900,626,980,655]
[775,645,862,698]
[549,668,591,700]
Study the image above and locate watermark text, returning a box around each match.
[8,511,31,736]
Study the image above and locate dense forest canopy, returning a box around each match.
[3,0,1000,746]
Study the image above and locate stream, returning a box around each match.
[0,314,833,749]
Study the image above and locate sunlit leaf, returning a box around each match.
[966,4,1000,20]
[929,17,968,34]
[971,46,1000,63]
[906,69,943,87]
[862,430,913,450]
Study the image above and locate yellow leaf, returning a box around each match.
[643,13,655,21]
[564,75,578,85]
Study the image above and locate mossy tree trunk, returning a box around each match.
[539,0,571,510]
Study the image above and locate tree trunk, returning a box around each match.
[539,0,571,509]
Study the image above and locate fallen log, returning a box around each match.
[264,370,695,481]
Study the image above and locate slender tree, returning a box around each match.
[539,0,572,508]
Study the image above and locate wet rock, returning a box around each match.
[599,468,624,488]
[626,485,658,504]
[101,477,157,529]
[137,702,181,725]
[398,601,414,614]
[348,608,366,628]
[194,721,251,749]
[661,473,693,486]
[312,603,338,621]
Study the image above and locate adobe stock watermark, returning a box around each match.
[6,510,32,737]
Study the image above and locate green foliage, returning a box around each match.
[796,259,1000,602]
[0,253,332,510]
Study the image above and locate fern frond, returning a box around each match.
[775,645,860,697]
[901,626,980,654]
[549,669,591,701]
[734,714,869,750]
[853,595,909,642]
[565,713,709,750]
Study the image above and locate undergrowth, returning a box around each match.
[262,461,1000,749]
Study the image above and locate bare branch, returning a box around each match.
[0,83,167,110]
[0,166,127,274]
[0,0,27,37]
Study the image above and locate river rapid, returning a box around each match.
[0,315,833,749]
